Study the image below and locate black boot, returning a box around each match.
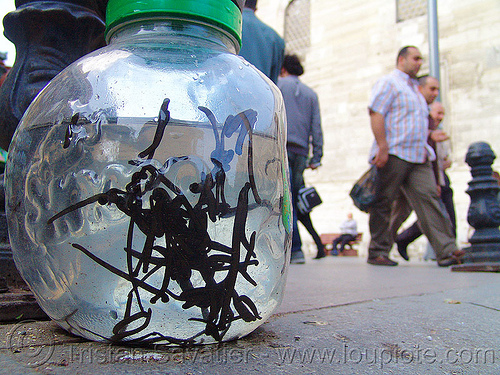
[395,222,422,261]
[314,244,325,259]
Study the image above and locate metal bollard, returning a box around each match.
[452,142,500,272]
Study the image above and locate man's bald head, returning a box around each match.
[430,101,445,125]
[418,75,440,105]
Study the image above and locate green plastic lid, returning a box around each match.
[105,0,243,46]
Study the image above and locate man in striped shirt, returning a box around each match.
[366,46,463,267]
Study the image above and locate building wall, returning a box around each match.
[254,0,500,256]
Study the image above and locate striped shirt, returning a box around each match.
[369,69,432,163]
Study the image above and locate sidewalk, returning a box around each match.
[0,255,499,374]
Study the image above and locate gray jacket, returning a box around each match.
[278,75,323,165]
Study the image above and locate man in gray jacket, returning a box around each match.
[278,54,324,263]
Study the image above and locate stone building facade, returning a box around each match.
[254,0,500,257]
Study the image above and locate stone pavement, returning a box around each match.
[0,255,499,375]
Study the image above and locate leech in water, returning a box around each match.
[49,100,265,345]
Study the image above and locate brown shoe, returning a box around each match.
[437,249,465,267]
[367,255,398,266]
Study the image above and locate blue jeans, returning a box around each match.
[288,152,307,253]
[291,202,302,253]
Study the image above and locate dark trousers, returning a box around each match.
[288,152,306,253]
[332,234,356,253]
[369,156,457,260]
[396,172,456,246]
[288,150,324,257]
[298,212,325,257]
[440,173,456,235]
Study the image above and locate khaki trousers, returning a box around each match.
[368,155,457,260]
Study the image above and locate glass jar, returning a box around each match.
[5,0,291,345]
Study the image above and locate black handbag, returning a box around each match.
[350,165,379,213]
[297,186,322,215]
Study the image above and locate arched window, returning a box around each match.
[284,0,311,58]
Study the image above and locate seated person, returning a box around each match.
[332,213,358,255]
